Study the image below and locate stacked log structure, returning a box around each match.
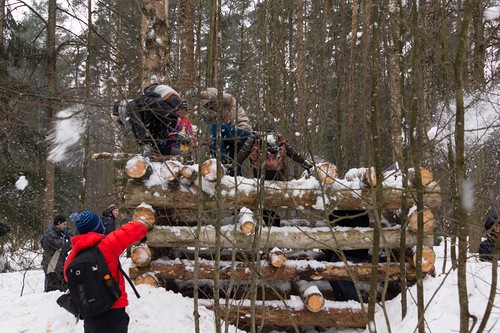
[94,154,442,330]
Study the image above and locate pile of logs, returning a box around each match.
[93,153,442,330]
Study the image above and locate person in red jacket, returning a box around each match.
[64,210,151,333]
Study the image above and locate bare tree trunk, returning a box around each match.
[78,0,94,211]
[178,0,195,94]
[206,0,219,86]
[367,1,382,329]
[387,0,403,163]
[296,0,305,137]
[454,1,475,332]
[141,0,171,86]
[0,0,4,45]
[44,0,57,227]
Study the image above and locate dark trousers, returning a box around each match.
[84,308,130,333]
[210,123,250,175]
[45,272,66,292]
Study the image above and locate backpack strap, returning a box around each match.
[95,240,141,299]
[120,266,141,299]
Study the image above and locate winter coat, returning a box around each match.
[479,236,498,262]
[0,222,10,236]
[63,221,148,309]
[101,209,116,235]
[199,87,253,133]
[127,85,182,147]
[41,225,72,275]
[237,132,308,174]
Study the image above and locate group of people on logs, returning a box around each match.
[111,83,500,304]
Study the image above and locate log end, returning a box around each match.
[134,273,158,288]
[125,156,148,178]
[408,208,435,233]
[132,204,156,226]
[269,249,287,268]
[201,159,219,181]
[162,161,180,181]
[305,293,325,312]
[240,221,256,235]
[181,165,196,179]
[316,163,338,184]
[131,245,152,267]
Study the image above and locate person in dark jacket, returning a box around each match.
[0,222,11,237]
[101,204,119,235]
[64,210,151,333]
[234,119,313,181]
[114,83,191,156]
[41,215,72,292]
[479,213,499,262]
[232,118,313,226]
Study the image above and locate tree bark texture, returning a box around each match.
[123,175,442,211]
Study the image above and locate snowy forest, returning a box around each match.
[1,1,500,332]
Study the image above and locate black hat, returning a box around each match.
[53,215,67,226]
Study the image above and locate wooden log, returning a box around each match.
[160,161,181,181]
[133,273,158,287]
[238,207,256,235]
[408,167,434,187]
[145,225,434,250]
[167,248,327,262]
[201,158,223,181]
[406,246,435,273]
[205,300,366,328]
[344,167,376,187]
[125,156,150,179]
[123,176,442,211]
[268,247,287,268]
[315,162,338,184]
[128,259,417,282]
[92,152,172,162]
[294,281,325,312]
[407,207,435,233]
[131,245,153,267]
[132,203,155,226]
[181,165,197,179]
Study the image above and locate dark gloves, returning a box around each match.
[177,132,192,145]
[223,163,234,176]
[303,160,314,170]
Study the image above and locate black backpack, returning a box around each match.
[64,242,121,318]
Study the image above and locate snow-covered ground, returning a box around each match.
[0,238,499,333]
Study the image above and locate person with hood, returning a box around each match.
[198,87,253,175]
[101,204,119,235]
[41,215,72,292]
[479,212,500,262]
[64,210,151,332]
[113,83,191,156]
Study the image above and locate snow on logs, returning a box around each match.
[128,258,417,283]
[122,158,442,212]
[204,300,367,328]
[144,226,434,250]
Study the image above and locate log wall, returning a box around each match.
[109,155,442,330]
